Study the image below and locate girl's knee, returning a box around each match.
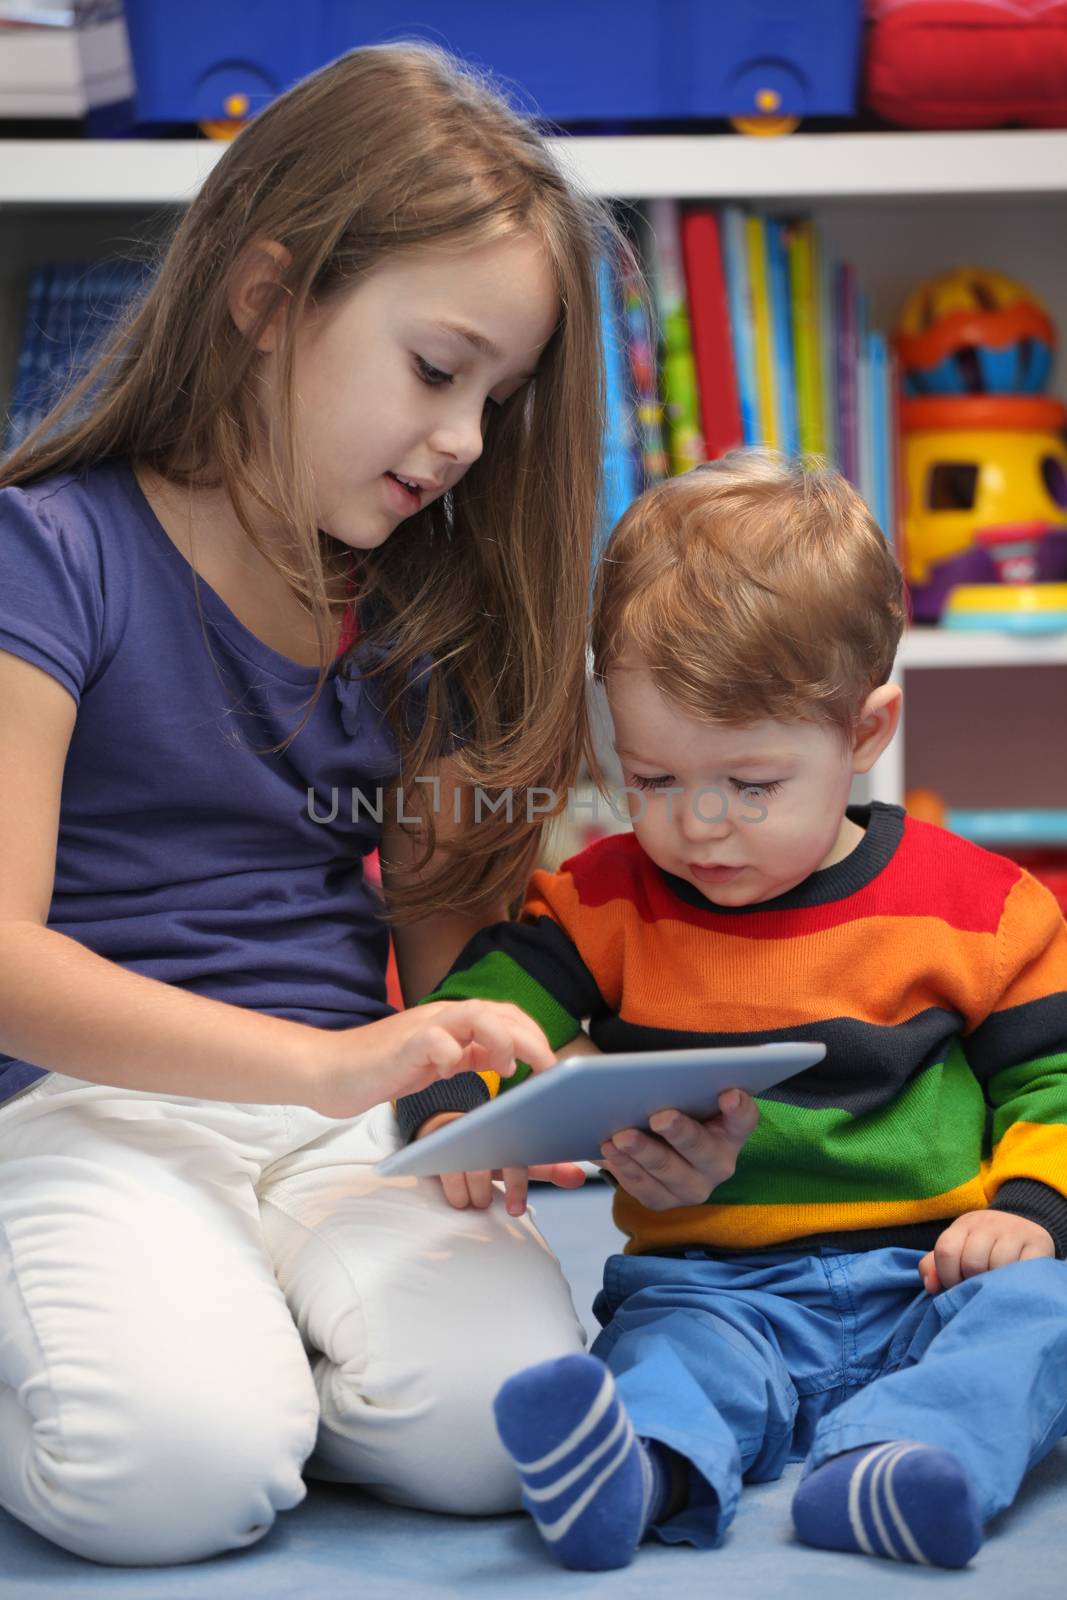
[17,1390,318,1566]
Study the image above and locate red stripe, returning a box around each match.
[564,818,1019,938]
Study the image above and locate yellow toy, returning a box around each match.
[900,396,1067,629]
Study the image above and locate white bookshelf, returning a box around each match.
[2,131,1067,205]
[2,129,1065,811]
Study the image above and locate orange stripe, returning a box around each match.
[537,896,996,1031]
[989,874,1067,1013]
[615,1177,990,1253]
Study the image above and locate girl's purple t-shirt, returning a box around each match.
[0,459,402,1104]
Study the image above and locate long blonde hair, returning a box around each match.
[1,42,620,918]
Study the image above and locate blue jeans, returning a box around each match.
[591,1247,1067,1549]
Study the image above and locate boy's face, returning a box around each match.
[606,658,887,908]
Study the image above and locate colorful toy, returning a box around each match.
[896,264,1067,630]
[899,395,1067,626]
[896,270,1055,398]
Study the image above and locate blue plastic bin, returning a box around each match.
[120,1,864,130]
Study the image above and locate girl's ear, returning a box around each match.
[227,239,293,352]
[850,683,902,776]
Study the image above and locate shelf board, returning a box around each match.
[898,627,1067,670]
[3,130,1067,206]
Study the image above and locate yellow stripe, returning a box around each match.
[989,1120,1067,1195]
[615,1176,990,1253]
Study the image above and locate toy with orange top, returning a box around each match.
[895,269,1067,629]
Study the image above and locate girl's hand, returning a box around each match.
[597,1089,759,1211]
[417,1112,587,1217]
[311,1000,554,1120]
[918,1210,1054,1294]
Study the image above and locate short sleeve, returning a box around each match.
[0,481,105,704]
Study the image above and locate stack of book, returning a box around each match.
[601,201,899,545]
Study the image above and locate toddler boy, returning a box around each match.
[397,451,1067,1571]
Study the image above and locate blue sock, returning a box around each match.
[792,1442,983,1569]
[493,1353,670,1571]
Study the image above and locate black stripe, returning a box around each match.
[965,992,1067,1083]
[395,1071,490,1142]
[643,1220,950,1260]
[589,1007,966,1116]
[456,916,605,1026]
[661,802,905,914]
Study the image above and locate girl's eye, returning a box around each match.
[415,356,454,387]
[728,778,783,798]
[630,773,675,791]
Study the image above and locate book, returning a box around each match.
[720,205,759,446]
[598,256,639,537]
[767,218,798,458]
[744,212,778,450]
[679,207,743,462]
[788,221,827,460]
[835,260,860,486]
[618,224,668,485]
[646,199,704,474]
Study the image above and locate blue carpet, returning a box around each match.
[2,1181,1065,1598]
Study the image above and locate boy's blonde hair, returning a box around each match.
[592,449,906,736]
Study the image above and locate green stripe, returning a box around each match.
[712,1044,986,1206]
[989,1051,1067,1142]
[427,951,580,1090]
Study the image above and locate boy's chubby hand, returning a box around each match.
[598,1088,759,1211]
[919,1209,1055,1294]
[415,1111,587,1218]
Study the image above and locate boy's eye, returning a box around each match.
[728,778,783,798]
[630,773,675,791]
[415,356,454,387]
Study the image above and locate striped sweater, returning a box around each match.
[398,804,1067,1258]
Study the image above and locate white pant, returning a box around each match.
[0,1072,585,1566]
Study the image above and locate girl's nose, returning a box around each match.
[429,406,485,469]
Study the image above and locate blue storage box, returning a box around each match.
[120,1,864,130]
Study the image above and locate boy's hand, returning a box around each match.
[919,1209,1054,1294]
[416,1112,587,1217]
[598,1089,759,1211]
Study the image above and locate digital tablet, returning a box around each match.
[377,1042,825,1177]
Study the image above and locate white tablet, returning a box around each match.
[377,1042,825,1177]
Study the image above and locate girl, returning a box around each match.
[0,42,613,1566]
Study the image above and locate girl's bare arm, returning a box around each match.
[0,654,549,1115]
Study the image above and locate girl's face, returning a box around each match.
[287,233,560,549]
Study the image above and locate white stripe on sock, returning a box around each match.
[882,1445,933,1566]
[532,1417,638,1545]
[868,1445,908,1561]
[846,1443,900,1558]
[510,1369,616,1474]
[522,1406,628,1503]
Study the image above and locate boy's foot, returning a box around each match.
[792,1441,983,1569]
[493,1352,669,1570]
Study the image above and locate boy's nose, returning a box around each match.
[677,788,732,841]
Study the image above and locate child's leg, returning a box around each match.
[796,1257,1067,1567]
[258,1101,587,1515]
[0,1074,319,1565]
[492,1249,817,1568]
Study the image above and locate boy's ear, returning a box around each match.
[850,683,902,775]
[227,239,293,352]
